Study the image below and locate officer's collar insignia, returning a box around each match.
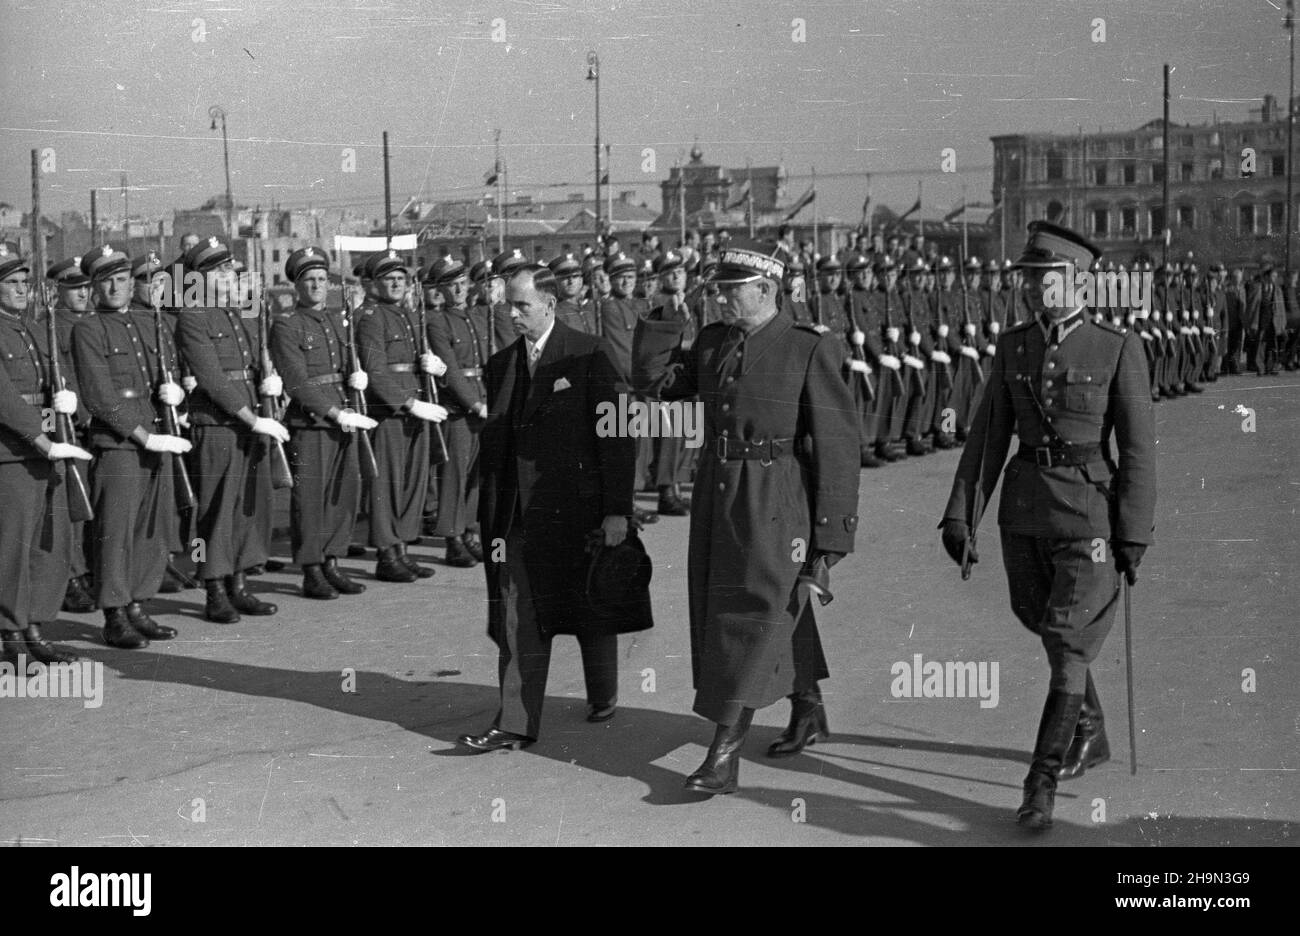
[388,249,397,259]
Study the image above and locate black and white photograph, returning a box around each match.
[0,0,1295,878]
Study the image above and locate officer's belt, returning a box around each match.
[19,392,43,405]
[458,367,482,378]
[714,436,794,462]
[387,363,415,373]
[224,368,254,381]
[1016,443,1104,469]
[305,373,343,386]
[118,388,142,399]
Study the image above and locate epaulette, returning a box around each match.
[1093,319,1126,336]
[793,321,828,336]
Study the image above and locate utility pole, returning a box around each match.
[587,52,601,242]
[209,105,234,240]
[382,130,393,249]
[90,189,98,247]
[30,150,45,283]
[494,129,504,253]
[811,167,819,255]
[1162,64,1171,271]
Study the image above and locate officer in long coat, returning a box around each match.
[634,241,860,795]
[941,221,1156,830]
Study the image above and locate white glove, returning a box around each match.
[53,389,78,415]
[144,433,192,454]
[931,350,951,365]
[989,321,1001,334]
[251,416,290,443]
[347,370,369,391]
[909,330,921,346]
[1190,325,1201,336]
[812,324,830,335]
[1140,331,1154,341]
[472,402,488,419]
[878,354,902,370]
[177,411,190,429]
[182,375,198,392]
[885,327,900,343]
[984,343,996,356]
[47,441,92,461]
[963,323,977,337]
[157,382,184,407]
[937,324,950,338]
[259,374,283,397]
[848,359,870,374]
[408,400,449,423]
[960,346,981,360]
[420,351,447,376]
[335,409,377,432]
[850,329,865,346]
[903,354,925,370]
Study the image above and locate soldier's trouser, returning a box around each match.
[1224,316,1245,371]
[872,365,907,443]
[951,354,982,432]
[434,415,480,538]
[192,424,271,580]
[0,459,70,629]
[90,448,174,608]
[287,426,360,566]
[494,529,617,738]
[69,519,88,579]
[368,416,429,550]
[651,409,686,488]
[846,366,877,449]
[928,364,954,436]
[1000,533,1121,695]
[901,363,932,441]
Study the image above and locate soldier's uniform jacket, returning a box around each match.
[944,309,1156,544]
[979,288,1009,341]
[270,304,351,429]
[866,286,906,360]
[599,294,647,379]
[846,286,886,362]
[0,310,66,462]
[175,305,263,425]
[72,305,179,450]
[931,288,969,356]
[555,296,596,334]
[900,285,935,357]
[357,299,423,421]
[428,303,489,415]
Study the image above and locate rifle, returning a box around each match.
[841,285,876,403]
[902,286,928,401]
[151,295,197,515]
[881,287,908,397]
[931,287,953,392]
[342,294,379,481]
[38,285,94,522]
[958,254,986,387]
[256,280,294,489]
[412,284,449,465]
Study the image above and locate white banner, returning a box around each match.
[334,234,418,253]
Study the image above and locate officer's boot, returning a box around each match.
[21,624,80,665]
[126,601,177,640]
[1057,671,1110,781]
[684,708,755,795]
[444,535,478,568]
[394,542,435,579]
[203,579,241,624]
[301,564,339,600]
[62,575,96,613]
[2,629,25,666]
[322,556,367,594]
[1017,691,1084,830]
[767,687,831,757]
[102,607,149,650]
[227,572,277,616]
[375,545,417,583]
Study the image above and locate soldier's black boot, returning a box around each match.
[2,629,26,666]
[462,531,485,563]
[684,708,754,795]
[203,579,241,624]
[444,535,478,568]
[394,542,435,579]
[1057,672,1110,781]
[656,485,689,516]
[322,556,366,594]
[126,602,177,640]
[767,688,830,757]
[860,448,884,468]
[932,432,958,450]
[22,624,80,665]
[1017,691,1084,830]
[62,575,96,613]
[301,564,339,600]
[227,572,277,616]
[102,607,149,650]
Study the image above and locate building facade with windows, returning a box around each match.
[992,94,1297,268]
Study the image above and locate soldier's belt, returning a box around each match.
[224,368,254,381]
[19,392,43,405]
[1016,443,1104,469]
[387,363,415,373]
[714,436,794,463]
[118,388,142,399]
[459,367,483,378]
[305,373,343,386]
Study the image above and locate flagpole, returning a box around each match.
[962,182,969,258]
[917,180,923,243]
[678,160,686,248]
[747,161,755,239]
[494,129,503,253]
[606,143,613,232]
[811,167,819,255]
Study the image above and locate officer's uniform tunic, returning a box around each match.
[428,303,489,538]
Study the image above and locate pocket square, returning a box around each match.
[553,377,572,392]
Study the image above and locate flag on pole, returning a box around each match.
[943,200,967,223]
[897,195,922,222]
[725,180,751,211]
[484,163,499,187]
[783,185,816,222]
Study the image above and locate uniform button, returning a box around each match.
[726,376,735,383]
[817,517,828,526]
[721,403,730,412]
[718,482,726,491]
[720,429,728,436]
[1042,434,1051,443]
[1049,344,1058,351]
[1046,361,1055,369]
[1044,398,1053,406]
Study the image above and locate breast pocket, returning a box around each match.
[1063,367,1109,414]
[299,335,328,369]
[105,344,136,381]
[208,324,244,369]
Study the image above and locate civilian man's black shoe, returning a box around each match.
[444,536,478,568]
[102,608,149,649]
[375,546,417,583]
[462,531,485,562]
[301,564,339,600]
[586,702,617,723]
[126,602,177,640]
[21,624,79,665]
[456,728,535,752]
[657,488,690,516]
[322,557,366,594]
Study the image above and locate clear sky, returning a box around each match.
[0,0,1289,232]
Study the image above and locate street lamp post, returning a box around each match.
[587,52,601,245]
[209,105,234,240]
